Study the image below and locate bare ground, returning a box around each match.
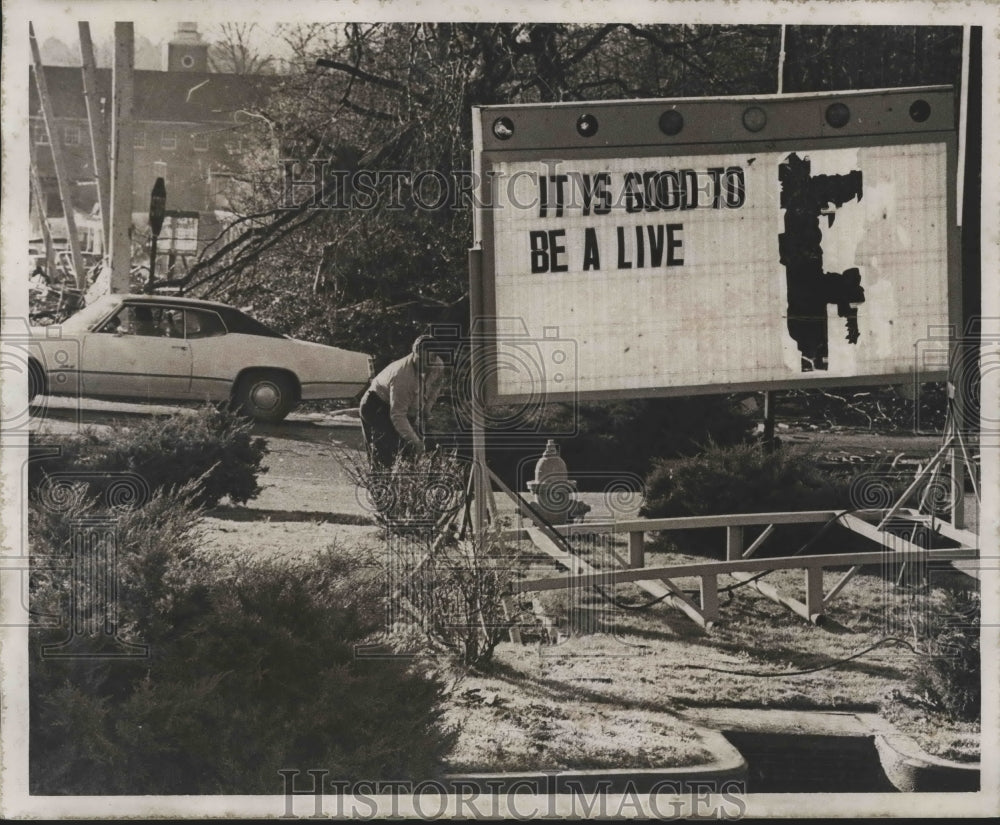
[197,418,981,771]
[27,398,982,772]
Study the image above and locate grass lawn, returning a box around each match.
[440,530,980,772]
[441,648,719,773]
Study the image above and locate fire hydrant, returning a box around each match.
[526,440,590,525]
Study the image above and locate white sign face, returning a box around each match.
[161,215,200,253]
[487,142,950,399]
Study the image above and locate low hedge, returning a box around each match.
[639,442,907,556]
[29,405,268,509]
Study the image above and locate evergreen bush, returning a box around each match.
[910,587,981,722]
[29,406,268,508]
[29,496,455,794]
[638,442,889,556]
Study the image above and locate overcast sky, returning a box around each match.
[17,0,987,50]
[26,11,296,67]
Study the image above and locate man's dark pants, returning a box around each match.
[359,390,403,471]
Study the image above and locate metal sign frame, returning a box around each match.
[471,86,960,404]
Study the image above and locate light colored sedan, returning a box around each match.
[28,294,372,423]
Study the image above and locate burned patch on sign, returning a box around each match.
[778,152,865,371]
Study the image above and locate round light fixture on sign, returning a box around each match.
[492,116,514,140]
[825,102,851,129]
[909,99,932,123]
[576,114,598,137]
[658,109,684,136]
[742,106,767,132]
[181,54,195,68]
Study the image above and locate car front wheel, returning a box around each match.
[235,371,296,423]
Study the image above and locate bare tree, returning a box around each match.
[208,23,276,75]
[172,23,959,360]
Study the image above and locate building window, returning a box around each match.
[33,121,49,145]
[192,132,209,152]
[161,131,177,151]
[63,125,81,146]
[134,129,146,150]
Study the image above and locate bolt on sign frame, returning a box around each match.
[466,89,974,626]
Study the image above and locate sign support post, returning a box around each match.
[468,246,489,535]
[146,178,166,294]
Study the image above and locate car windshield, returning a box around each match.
[57,296,123,331]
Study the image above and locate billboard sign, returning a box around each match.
[160,210,200,254]
[472,87,958,402]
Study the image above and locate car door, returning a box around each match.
[82,303,193,400]
[184,308,235,401]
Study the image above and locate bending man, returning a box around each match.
[359,334,445,470]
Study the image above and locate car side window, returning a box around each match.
[97,306,143,335]
[97,305,171,337]
[184,309,227,339]
[130,306,165,336]
[161,309,184,338]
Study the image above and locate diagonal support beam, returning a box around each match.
[654,578,712,630]
[730,570,822,624]
[742,525,776,559]
[841,513,975,555]
[824,565,861,607]
[523,526,711,630]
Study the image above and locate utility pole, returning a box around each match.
[78,22,111,258]
[109,22,135,293]
[29,22,86,290]
[777,25,788,94]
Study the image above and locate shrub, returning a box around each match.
[30,496,455,794]
[638,442,893,556]
[641,442,853,519]
[388,518,524,669]
[29,482,209,666]
[418,391,754,491]
[909,587,981,722]
[336,446,469,535]
[336,448,524,669]
[29,405,268,508]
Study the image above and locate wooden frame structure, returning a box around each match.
[481,415,980,631]
[503,508,977,631]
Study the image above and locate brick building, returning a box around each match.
[29,23,271,267]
